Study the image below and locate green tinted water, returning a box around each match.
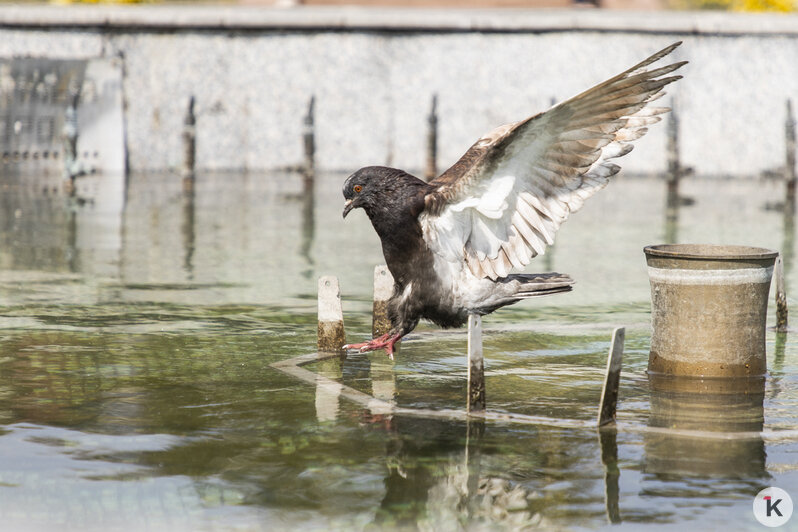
[1,171,797,530]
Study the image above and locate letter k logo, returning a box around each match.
[765,496,783,517]
[755,488,793,527]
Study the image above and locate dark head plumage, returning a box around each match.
[342,166,428,220]
[341,166,381,218]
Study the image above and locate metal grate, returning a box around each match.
[0,57,125,178]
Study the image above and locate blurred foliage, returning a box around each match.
[37,0,795,9]
[671,0,795,10]
[51,0,147,4]
[736,0,795,11]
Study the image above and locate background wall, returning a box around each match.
[0,6,796,178]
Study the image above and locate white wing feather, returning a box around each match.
[422,42,686,280]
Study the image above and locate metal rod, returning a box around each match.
[776,255,789,333]
[785,99,796,214]
[467,313,485,413]
[598,327,625,427]
[317,275,345,352]
[181,95,196,190]
[303,95,315,191]
[424,93,438,181]
[666,99,680,210]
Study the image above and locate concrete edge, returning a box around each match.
[0,5,796,36]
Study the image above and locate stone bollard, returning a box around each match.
[644,244,778,378]
[318,276,345,352]
[372,265,393,338]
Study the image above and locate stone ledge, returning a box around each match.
[0,5,795,36]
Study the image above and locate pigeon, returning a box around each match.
[342,42,686,355]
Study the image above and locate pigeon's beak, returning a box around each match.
[342,199,354,219]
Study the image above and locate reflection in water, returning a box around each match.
[774,332,788,374]
[312,354,397,423]
[370,355,396,413]
[2,172,798,529]
[599,427,621,524]
[645,375,767,479]
[781,206,795,295]
[314,357,343,422]
[374,417,547,530]
[301,185,315,276]
[662,174,695,245]
[181,186,196,278]
[664,194,679,245]
[66,202,79,272]
[374,418,468,529]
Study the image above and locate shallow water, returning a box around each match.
[1,171,798,530]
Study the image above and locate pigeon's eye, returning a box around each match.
[353,185,363,193]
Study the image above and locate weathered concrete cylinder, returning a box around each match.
[644,244,778,377]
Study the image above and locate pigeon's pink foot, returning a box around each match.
[344,333,402,358]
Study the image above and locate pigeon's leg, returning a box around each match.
[343,332,403,357]
[382,333,402,357]
[343,333,391,353]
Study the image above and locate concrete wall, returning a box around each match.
[0,6,796,177]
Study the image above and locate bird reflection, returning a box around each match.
[372,418,548,530]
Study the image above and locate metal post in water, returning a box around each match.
[318,276,346,352]
[425,94,438,181]
[665,99,681,211]
[776,255,789,333]
[182,96,196,191]
[598,327,624,427]
[303,95,316,193]
[785,100,796,214]
[467,313,485,413]
[372,265,393,338]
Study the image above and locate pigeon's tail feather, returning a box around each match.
[470,272,574,315]
[510,272,574,298]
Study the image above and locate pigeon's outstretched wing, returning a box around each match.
[421,42,687,280]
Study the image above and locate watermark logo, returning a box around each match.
[753,487,793,527]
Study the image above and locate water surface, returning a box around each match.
[1,171,797,530]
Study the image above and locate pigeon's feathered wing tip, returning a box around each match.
[421,42,687,282]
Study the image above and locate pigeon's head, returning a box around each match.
[342,166,385,218]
